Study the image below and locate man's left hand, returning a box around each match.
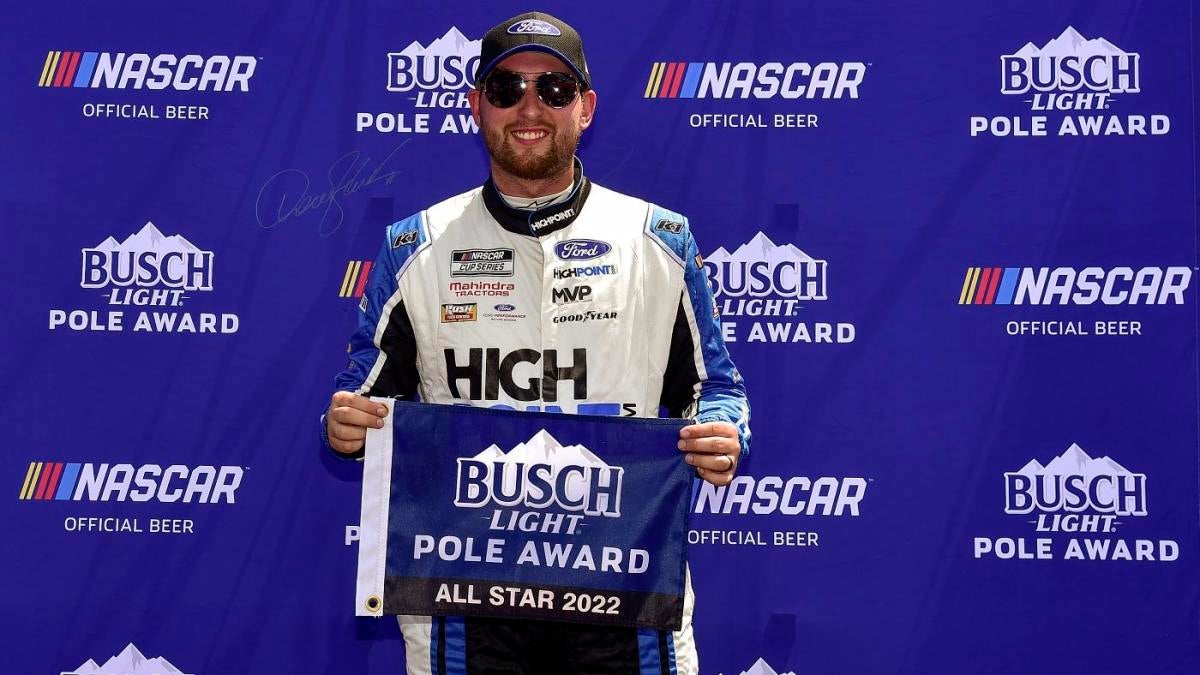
[678,421,741,486]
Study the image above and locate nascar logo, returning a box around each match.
[38,50,256,91]
[451,248,515,277]
[959,266,1192,305]
[339,260,373,298]
[644,61,865,99]
[19,461,243,504]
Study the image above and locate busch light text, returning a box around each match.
[454,460,625,517]
[388,53,478,92]
[81,249,214,291]
[1005,472,1147,517]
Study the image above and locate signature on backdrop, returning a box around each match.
[254,141,411,237]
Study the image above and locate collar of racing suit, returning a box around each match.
[481,156,591,237]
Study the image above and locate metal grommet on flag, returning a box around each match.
[365,595,382,613]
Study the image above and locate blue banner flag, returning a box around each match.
[356,400,692,630]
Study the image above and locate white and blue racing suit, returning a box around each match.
[325,160,750,675]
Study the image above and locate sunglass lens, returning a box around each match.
[484,71,525,108]
[537,73,579,108]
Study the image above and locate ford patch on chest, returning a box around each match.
[554,240,611,261]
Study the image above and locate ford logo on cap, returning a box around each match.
[494,304,515,311]
[508,19,561,36]
[554,239,611,261]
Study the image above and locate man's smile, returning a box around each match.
[511,128,551,144]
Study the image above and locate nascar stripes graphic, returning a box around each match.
[340,260,374,298]
[39,51,97,88]
[19,461,79,500]
[959,267,1013,305]
[645,62,702,98]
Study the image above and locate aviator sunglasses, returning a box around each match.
[482,69,583,109]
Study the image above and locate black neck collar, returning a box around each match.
[482,157,591,237]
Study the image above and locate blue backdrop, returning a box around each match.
[2,1,1196,673]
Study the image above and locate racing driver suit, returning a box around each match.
[325,158,751,675]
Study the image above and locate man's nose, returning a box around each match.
[515,81,544,116]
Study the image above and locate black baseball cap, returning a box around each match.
[475,12,591,90]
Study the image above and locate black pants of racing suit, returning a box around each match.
[430,616,676,675]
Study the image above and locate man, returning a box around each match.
[324,11,750,675]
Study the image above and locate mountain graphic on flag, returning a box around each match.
[474,429,608,467]
[473,430,609,501]
[61,643,193,675]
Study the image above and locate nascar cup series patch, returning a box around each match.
[355,401,691,629]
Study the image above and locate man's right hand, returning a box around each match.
[326,391,389,455]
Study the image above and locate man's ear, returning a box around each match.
[468,88,482,126]
[579,89,597,130]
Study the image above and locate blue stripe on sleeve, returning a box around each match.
[332,212,426,396]
[647,206,752,455]
[324,212,427,456]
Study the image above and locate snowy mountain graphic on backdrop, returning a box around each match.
[61,643,192,675]
[472,430,611,503]
[706,232,814,266]
[1009,26,1129,59]
[718,657,797,675]
[1011,443,1133,478]
[394,27,480,62]
[91,222,201,255]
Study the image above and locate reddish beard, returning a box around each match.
[484,121,579,182]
